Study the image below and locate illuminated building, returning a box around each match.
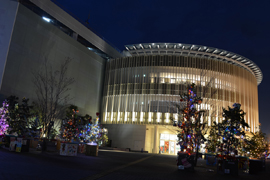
[2,0,263,154]
[102,43,262,154]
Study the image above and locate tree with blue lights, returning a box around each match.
[207,103,249,156]
[81,113,108,145]
[61,107,107,145]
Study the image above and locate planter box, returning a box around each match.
[56,140,61,150]
[177,152,195,171]
[217,158,238,176]
[30,139,39,148]
[78,144,86,154]
[0,138,6,147]
[249,159,265,174]
[237,157,249,170]
[206,155,217,166]
[0,141,6,147]
[223,159,238,175]
[46,140,57,152]
[60,143,78,156]
[9,137,17,151]
[21,139,30,152]
[86,145,99,156]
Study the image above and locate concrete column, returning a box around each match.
[153,125,159,153]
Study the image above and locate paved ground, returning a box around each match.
[0,147,269,180]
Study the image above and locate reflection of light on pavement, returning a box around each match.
[99,149,130,153]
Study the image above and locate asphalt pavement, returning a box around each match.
[0,147,269,180]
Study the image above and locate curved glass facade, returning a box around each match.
[102,54,259,133]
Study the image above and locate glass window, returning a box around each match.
[151,77,155,83]
[160,78,165,83]
[170,134,177,140]
[160,140,165,153]
[160,134,165,140]
[164,134,170,140]
[161,134,170,140]
[170,141,175,154]
[160,140,164,146]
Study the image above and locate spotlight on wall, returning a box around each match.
[42,17,51,23]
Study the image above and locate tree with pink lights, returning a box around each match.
[0,100,9,137]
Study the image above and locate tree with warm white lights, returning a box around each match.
[6,96,41,138]
[206,121,221,153]
[245,124,268,158]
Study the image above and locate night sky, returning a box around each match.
[52,0,270,137]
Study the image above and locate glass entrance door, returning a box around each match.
[164,141,169,154]
[160,133,178,155]
[160,140,164,153]
[176,144,180,154]
[169,141,175,154]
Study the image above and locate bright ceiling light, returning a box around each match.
[42,17,51,22]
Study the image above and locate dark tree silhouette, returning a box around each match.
[32,58,74,139]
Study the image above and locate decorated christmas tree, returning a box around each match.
[206,121,221,153]
[60,108,108,145]
[207,103,249,156]
[0,100,9,136]
[60,105,88,142]
[6,96,41,138]
[245,124,268,158]
[81,113,108,145]
[76,114,92,141]
[173,83,206,154]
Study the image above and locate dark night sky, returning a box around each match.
[52,0,270,136]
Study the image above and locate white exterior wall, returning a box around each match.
[104,124,179,153]
[145,125,154,153]
[0,4,106,116]
[104,124,146,151]
[0,0,18,89]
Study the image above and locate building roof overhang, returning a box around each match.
[124,43,263,85]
